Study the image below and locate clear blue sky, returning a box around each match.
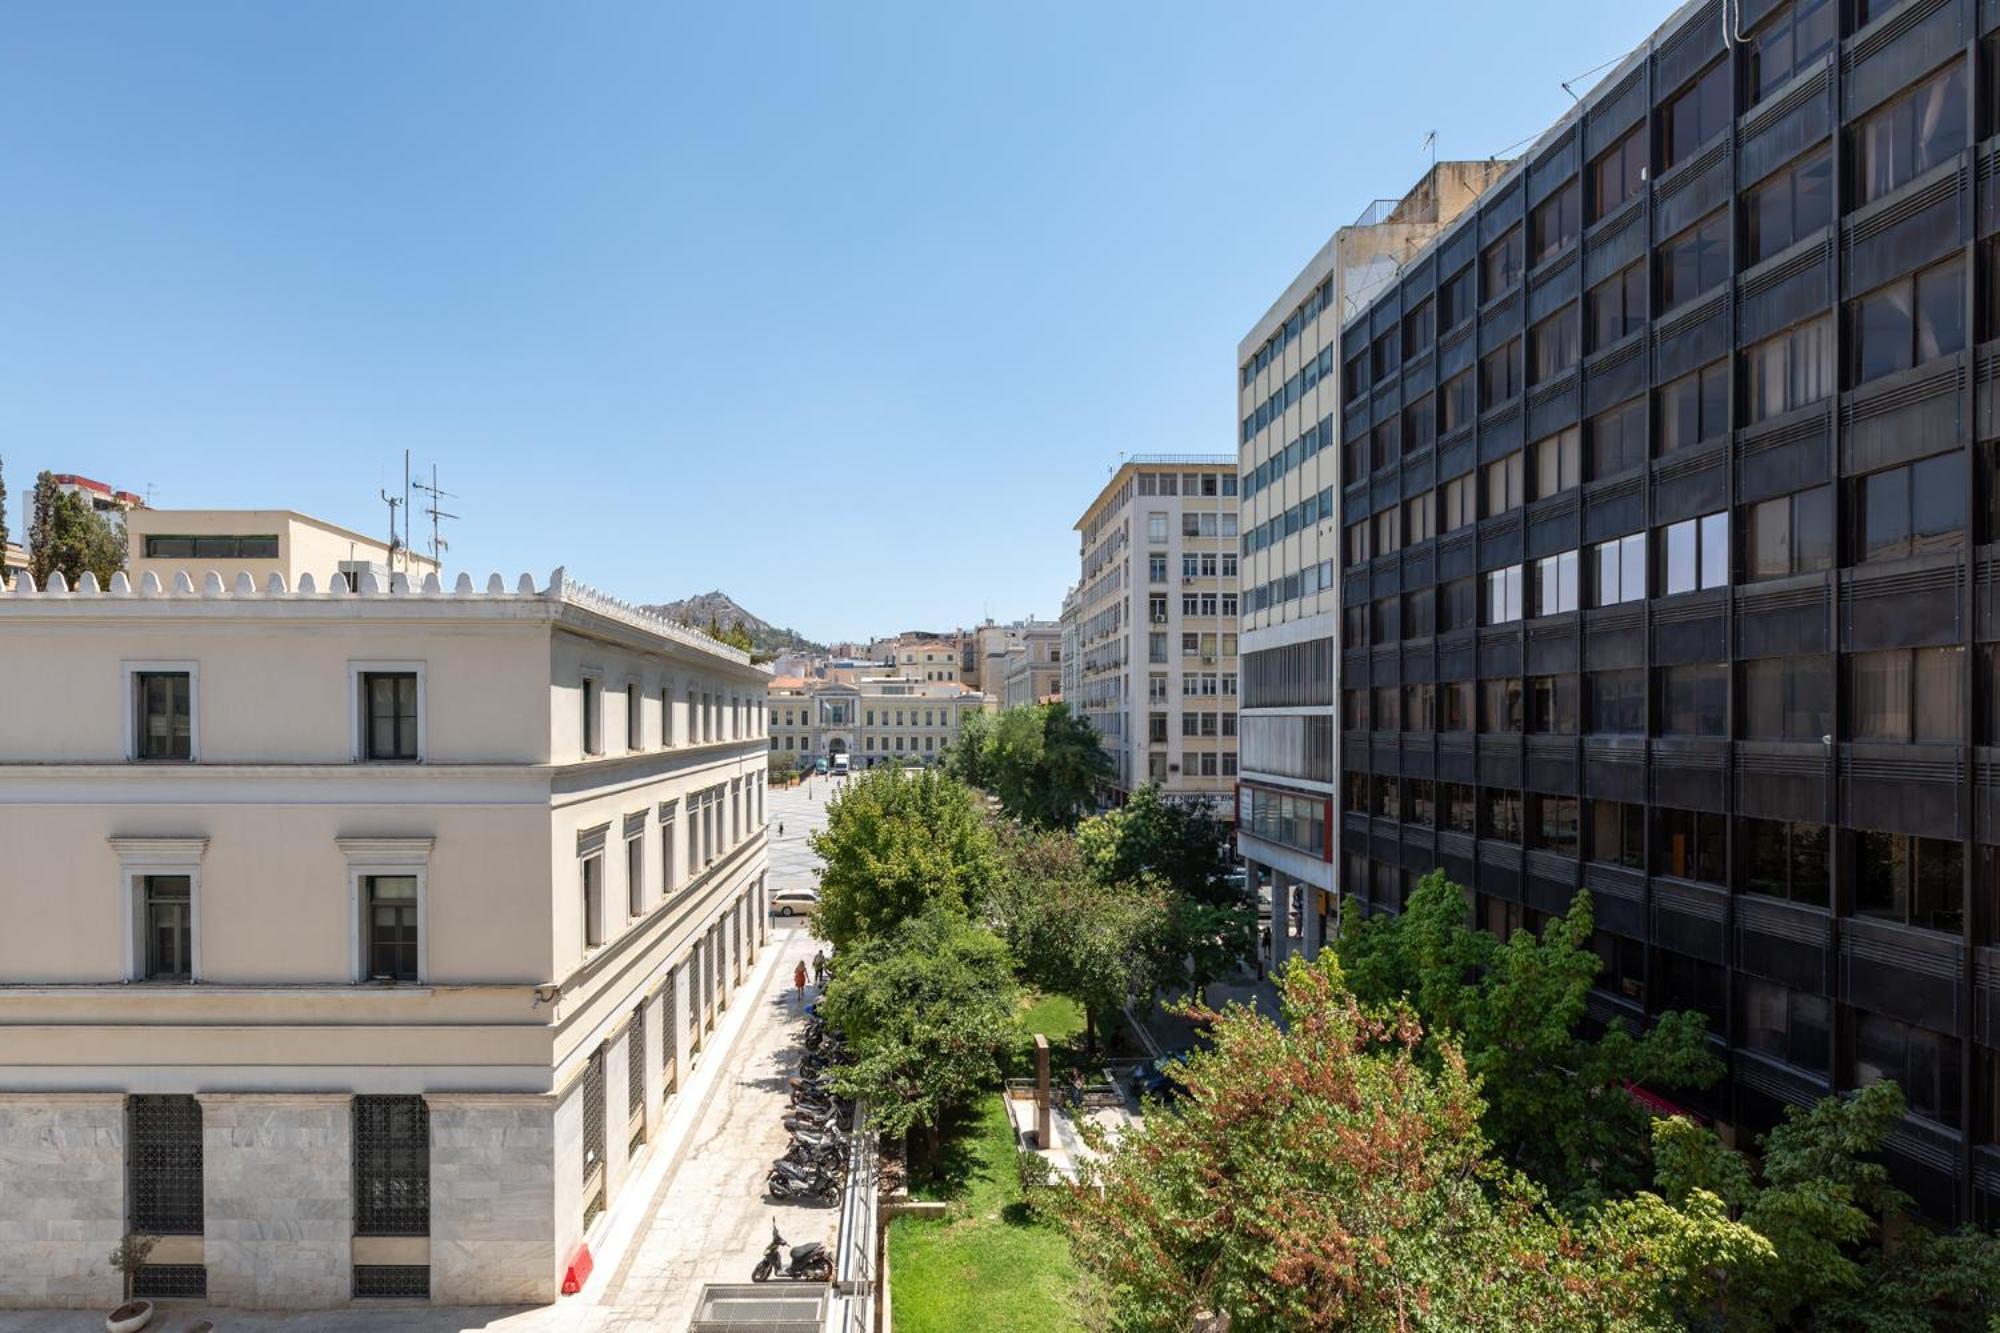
[1,1,1661,643]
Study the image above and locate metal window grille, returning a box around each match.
[128,1095,203,1234]
[730,912,742,982]
[627,1006,646,1117]
[581,1048,606,1189]
[702,937,715,1016]
[133,1265,207,1299]
[353,1095,430,1236]
[352,1264,430,1299]
[661,981,677,1084]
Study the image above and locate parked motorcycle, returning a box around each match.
[751,1221,833,1282]
[766,1156,840,1201]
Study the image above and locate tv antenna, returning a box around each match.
[412,463,459,569]
[378,487,404,569]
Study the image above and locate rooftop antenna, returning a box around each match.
[1422,130,1436,172]
[412,463,459,569]
[378,479,404,572]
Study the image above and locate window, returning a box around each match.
[1848,646,1964,742]
[1657,363,1728,455]
[1534,550,1579,615]
[1854,62,1968,206]
[1594,930,1648,1000]
[1530,794,1581,855]
[1746,485,1834,579]
[1658,511,1729,595]
[1663,61,1731,171]
[582,854,604,949]
[1740,818,1830,906]
[1529,309,1579,385]
[582,678,601,756]
[1745,146,1833,263]
[1591,128,1646,221]
[1481,789,1523,842]
[1742,656,1832,740]
[353,1096,429,1237]
[1443,474,1475,531]
[1405,396,1437,455]
[1531,427,1582,499]
[1405,492,1435,544]
[1744,0,1836,108]
[1658,663,1728,736]
[1483,450,1525,516]
[143,875,193,981]
[1479,677,1523,733]
[1589,800,1645,868]
[1528,674,1578,734]
[1371,422,1397,471]
[1374,507,1402,555]
[1851,1009,1961,1126]
[1587,669,1647,735]
[364,875,419,981]
[1531,180,1581,264]
[1440,370,1475,434]
[1440,266,1476,331]
[1655,949,1727,1033]
[1589,398,1646,478]
[1854,453,1964,561]
[1404,682,1436,732]
[1850,257,1966,384]
[1744,317,1834,423]
[1403,297,1435,356]
[362,671,420,762]
[133,670,192,762]
[1591,532,1648,606]
[1443,782,1476,833]
[1482,227,1524,300]
[627,833,645,916]
[1439,577,1477,633]
[1660,211,1728,310]
[129,1095,204,1236]
[1147,512,1168,543]
[1588,263,1646,351]
[1483,565,1525,625]
[1656,807,1726,884]
[1404,587,1435,638]
[1480,341,1521,408]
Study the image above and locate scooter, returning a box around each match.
[752,1222,832,1282]
[766,1157,840,1201]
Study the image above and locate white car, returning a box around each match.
[770,888,821,917]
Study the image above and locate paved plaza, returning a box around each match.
[0,782,842,1333]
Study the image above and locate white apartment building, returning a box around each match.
[1235,162,1500,962]
[0,562,772,1311]
[1072,457,1241,818]
[1058,586,1082,709]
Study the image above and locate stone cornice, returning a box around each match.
[107,835,208,861]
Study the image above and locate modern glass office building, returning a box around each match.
[1318,0,2000,1222]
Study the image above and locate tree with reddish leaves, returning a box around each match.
[1051,950,1766,1332]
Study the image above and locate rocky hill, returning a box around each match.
[642,590,825,656]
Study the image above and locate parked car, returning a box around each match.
[1128,1056,1189,1104]
[771,888,821,917]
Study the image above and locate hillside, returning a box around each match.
[642,590,825,656]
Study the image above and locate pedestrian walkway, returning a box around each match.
[1128,966,1280,1060]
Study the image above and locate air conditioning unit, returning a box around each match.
[1151,614,1168,624]
[1202,655,1216,664]
[1183,576,1194,584]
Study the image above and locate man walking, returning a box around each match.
[811,949,828,990]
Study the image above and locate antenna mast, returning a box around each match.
[412,463,459,570]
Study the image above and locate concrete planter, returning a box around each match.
[104,1300,153,1333]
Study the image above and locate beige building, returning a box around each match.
[0,561,770,1310]
[999,625,1063,709]
[1072,457,1241,818]
[968,618,1058,710]
[124,508,438,592]
[1234,163,1498,962]
[768,674,985,770]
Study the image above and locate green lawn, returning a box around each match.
[888,1093,1088,1332]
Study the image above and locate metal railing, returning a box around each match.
[824,1101,879,1333]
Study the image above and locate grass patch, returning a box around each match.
[889,1094,1086,1332]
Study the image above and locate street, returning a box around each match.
[0,781,841,1333]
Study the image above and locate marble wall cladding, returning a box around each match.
[199,1093,352,1309]
[429,1093,561,1304]
[0,1094,126,1309]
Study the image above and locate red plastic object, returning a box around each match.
[561,1243,594,1295]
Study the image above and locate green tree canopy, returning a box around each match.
[807,766,998,952]
[989,821,1167,1055]
[26,472,124,588]
[976,702,1111,828]
[1053,950,1768,1332]
[1337,870,1720,1210]
[941,705,993,787]
[819,905,1020,1158]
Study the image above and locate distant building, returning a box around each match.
[125,508,438,591]
[768,674,986,769]
[1,541,25,589]
[1058,586,1082,709]
[53,473,146,515]
[999,624,1063,709]
[967,618,1058,708]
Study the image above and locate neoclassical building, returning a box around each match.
[768,674,985,769]
[0,559,771,1309]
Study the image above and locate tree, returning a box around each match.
[1337,870,1720,1210]
[819,906,1019,1162]
[990,822,1167,1055]
[980,702,1111,828]
[1077,785,1252,1001]
[1052,950,1768,1333]
[808,766,998,952]
[941,706,993,788]
[701,616,753,652]
[26,472,124,588]
[1652,1082,2000,1331]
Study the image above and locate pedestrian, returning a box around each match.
[812,949,828,989]
[1257,924,1271,982]
[778,822,785,838]
[793,959,808,1009]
